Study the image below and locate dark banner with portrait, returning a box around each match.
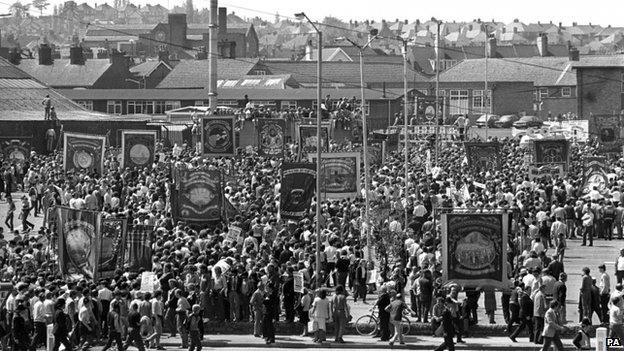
[174,168,222,222]
[0,139,30,165]
[125,225,153,272]
[63,132,106,175]
[297,124,330,160]
[121,130,157,169]
[533,139,569,169]
[594,115,621,152]
[202,117,235,156]
[257,119,285,157]
[441,213,508,288]
[57,207,101,280]
[97,218,127,279]
[464,142,501,173]
[416,96,444,124]
[583,156,609,194]
[280,163,316,220]
[308,152,360,199]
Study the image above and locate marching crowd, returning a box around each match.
[0,125,622,351]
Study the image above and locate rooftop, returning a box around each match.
[18,59,113,88]
[157,58,261,88]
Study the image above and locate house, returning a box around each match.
[94,3,117,22]
[128,59,172,88]
[572,55,624,118]
[156,58,265,88]
[18,45,134,89]
[564,23,603,46]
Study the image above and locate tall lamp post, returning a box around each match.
[295,11,323,288]
[432,17,442,166]
[336,30,378,262]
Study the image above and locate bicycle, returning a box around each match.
[355,306,411,336]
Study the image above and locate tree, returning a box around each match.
[321,16,350,43]
[185,0,193,23]
[9,1,30,19]
[32,0,49,16]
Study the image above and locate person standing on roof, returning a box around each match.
[42,94,51,120]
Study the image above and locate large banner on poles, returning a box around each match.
[441,213,508,288]
[280,163,316,220]
[594,115,621,152]
[201,117,235,156]
[125,224,153,272]
[258,119,285,157]
[583,156,609,194]
[98,218,127,279]
[464,142,501,173]
[174,169,222,222]
[57,207,101,280]
[533,139,569,169]
[121,130,157,169]
[308,152,361,199]
[63,132,106,174]
[297,124,330,159]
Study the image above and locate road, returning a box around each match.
[1,193,618,327]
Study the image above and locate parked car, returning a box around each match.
[494,114,520,128]
[475,114,500,128]
[512,115,543,128]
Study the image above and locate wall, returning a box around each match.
[577,67,623,117]
[541,86,577,117]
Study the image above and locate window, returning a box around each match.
[127,100,144,114]
[265,78,282,86]
[561,87,572,97]
[144,101,154,114]
[539,88,549,100]
[222,80,238,87]
[251,69,267,75]
[107,100,122,114]
[252,100,276,107]
[154,101,166,114]
[448,90,469,116]
[194,100,205,106]
[472,90,492,113]
[241,79,261,86]
[76,100,93,110]
[281,100,297,110]
[164,100,181,111]
[218,100,239,107]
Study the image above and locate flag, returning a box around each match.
[257,119,285,157]
[125,224,153,272]
[121,130,157,169]
[174,168,222,222]
[583,156,609,194]
[201,117,236,156]
[280,163,316,220]
[57,206,101,280]
[63,132,106,174]
[97,218,127,279]
[308,152,360,199]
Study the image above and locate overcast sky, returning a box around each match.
[8,0,624,27]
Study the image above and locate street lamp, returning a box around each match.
[295,11,323,289]
[432,17,442,166]
[335,28,378,263]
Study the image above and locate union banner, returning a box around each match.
[202,117,235,156]
[257,119,285,157]
[174,168,222,222]
[583,156,609,194]
[464,142,501,173]
[533,139,569,169]
[98,218,127,279]
[594,115,621,152]
[121,130,157,169]
[280,163,316,220]
[308,152,360,199]
[441,213,509,288]
[63,132,106,174]
[297,124,330,160]
[57,206,101,280]
[125,224,153,272]
[528,164,565,181]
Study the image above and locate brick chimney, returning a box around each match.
[537,33,548,57]
[38,43,53,65]
[486,37,497,58]
[569,46,579,61]
[218,7,227,36]
[168,13,187,50]
[8,48,21,65]
[69,45,85,65]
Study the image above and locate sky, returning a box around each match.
[5,0,624,27]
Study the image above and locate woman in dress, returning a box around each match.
[310,289,331,343]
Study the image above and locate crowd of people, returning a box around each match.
[0,120,622,351]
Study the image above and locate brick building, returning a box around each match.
[573,55,624,117]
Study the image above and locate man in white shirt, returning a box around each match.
[31,293,46,349]
[616,249,624,284]
[599,264,612,324]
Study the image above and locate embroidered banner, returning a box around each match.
[594,115,621,152]
[125,224,153,272]
[0,139,30,164]
[63,132,106,174]
[533,139,569,168]
[97,218,127,279]
[464,142,501,173]
[202,117,235,156]
[441,213,508,288]
[121,130,157,169]
[57,206,101,280]
[257,119,285,157]
[175,168,222,222]
[308,152,361,199]
[528,164,565,181]
[416,95,444,123]
[297,124,330,159]
[280,163,316,220]
[583,156,609,194]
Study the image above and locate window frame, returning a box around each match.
[106,100,122,114]
[561,87,572,98]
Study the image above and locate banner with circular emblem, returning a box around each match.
[63,132,106,174]
[201,117,235,157]
[120,130,157,169]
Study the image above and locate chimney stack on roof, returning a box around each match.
[38,44,53,65]
[486,37,497,58]
[69,45,85,65]
[537,33,548,57]
[168,13,187,51]
[8,48,21,65]
[218,7,227,36]
[568,46,580,61]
